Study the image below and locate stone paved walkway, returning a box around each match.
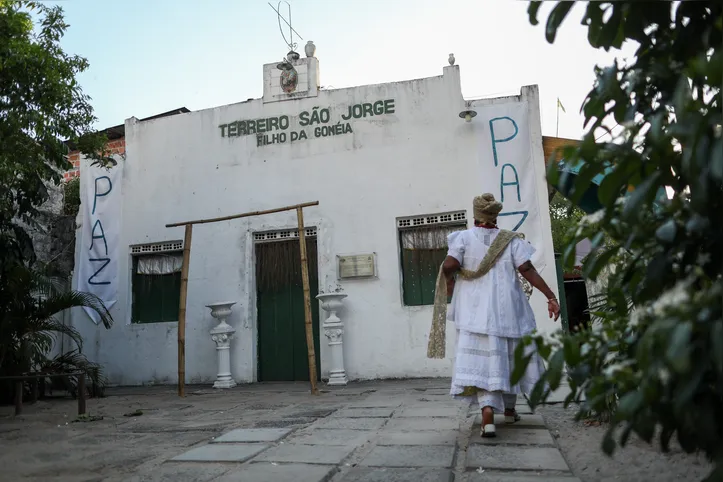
[0,379,580,481]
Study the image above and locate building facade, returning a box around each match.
[71,55,559,386]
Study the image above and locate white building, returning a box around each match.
[71,52,559,386]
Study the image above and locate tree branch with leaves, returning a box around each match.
[513,2,722,480]
[0,0,114,397]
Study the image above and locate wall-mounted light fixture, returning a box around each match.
[459,110,477,123]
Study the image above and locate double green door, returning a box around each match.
[256,238,321,381]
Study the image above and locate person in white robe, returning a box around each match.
[442,193,560,437]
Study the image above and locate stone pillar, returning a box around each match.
[316,293,348,386]
[206,302,237,389]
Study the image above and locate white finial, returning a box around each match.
[305,40,316,58]
[448,53,455,66]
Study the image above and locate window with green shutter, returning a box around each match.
[131,252,183,323]
[398,212,467,306]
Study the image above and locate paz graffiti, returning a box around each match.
[488,116,528,232]
[77,163,121,324]
[88,176,112,285]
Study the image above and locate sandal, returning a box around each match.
[481,423,497,437]
[481,406,496,438]
[504,409,521,424]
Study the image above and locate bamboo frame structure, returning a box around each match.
[297,207,319,395]
[166,201,320,227]
[166,201,320,397]
[177,224,192,397]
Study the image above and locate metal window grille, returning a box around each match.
[130,240,183,255]
[254,227,318,243]
[397,211,467,230]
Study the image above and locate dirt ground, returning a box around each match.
[539,405,713,482]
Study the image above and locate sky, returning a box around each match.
[51,0,637,139]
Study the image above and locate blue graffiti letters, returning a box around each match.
[486,114,527,231]
[500,163,521,202]
[498,211,529,231]
[489,117,519,167]
[88,258,111,285]
[92,176,112,215]
[90,219,108,255]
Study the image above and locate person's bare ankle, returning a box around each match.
[481,406,494,425]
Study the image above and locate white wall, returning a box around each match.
[71,65,558,386]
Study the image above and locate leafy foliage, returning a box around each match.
[39,350,108,398]
[0,0,107,264]
[0,1,114,401]
[0,267,112,374]
[63,176,81,216]
[549,190,585,255]
[514,2,723,479]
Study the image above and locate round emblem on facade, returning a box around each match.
[280,67,298,93]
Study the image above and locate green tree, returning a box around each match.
[0,0,107,264]
[0,1,113,395]
[513,2,722,480]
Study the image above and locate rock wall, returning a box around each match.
[29,180,77,277]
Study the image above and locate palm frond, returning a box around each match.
[36,291,113,329]
[39,350,108,397]
[1,262,113,381]
[29,270,68,300]
[23,315,84,351]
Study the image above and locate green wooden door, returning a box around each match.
[401,248,447,306]
[256,238,321,382]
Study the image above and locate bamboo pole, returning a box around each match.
[178,224,193,397]
[166,201,319,228]
[297,207,319,395]
[166,200,320,397]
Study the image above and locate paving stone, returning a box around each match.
[466,446,570,472]
[286,408,338,419]
[413,396,450,403]
[313,417,387,431]
[254,443,354,465]
[340,467,454,482]
[469,428,555,446]
[118,420,224,433]
[125,463,231,481]
[211,428,292,443]
[333,407,396,418]
[217,463,337,482]
[377,431,458,446]
[398,406,461,418]
[467,473,581,482]
[288,429,373,446]
[406,399,457,408]
[170,443,269,462]
[515,404,534,414]
[360,445,455,468]
[472,414,547,428]
[425,389,452,396]
[348,399,403,408]
[385,417,459,432]
[254,418,313,428]
[545,383,574,404]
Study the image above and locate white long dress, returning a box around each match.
[447,226,546,412]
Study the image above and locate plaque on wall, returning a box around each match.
[337,253,376,279]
